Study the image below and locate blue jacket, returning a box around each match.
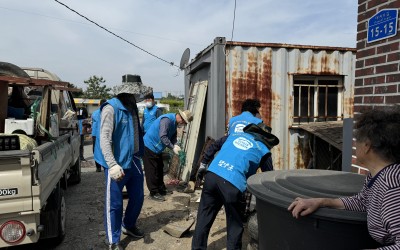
[228,111,263,135]
[94,98,143,169]
[91,109,100,137]
[143,105,159,133]
[207,132,269,192]
[144,113,176,154]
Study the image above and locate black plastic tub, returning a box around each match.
[247,170,381,250]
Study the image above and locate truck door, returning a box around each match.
[64,91,80,162]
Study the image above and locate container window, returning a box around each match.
[293,76,343,125]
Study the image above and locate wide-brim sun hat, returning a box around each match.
[178,109,193,124]
[113,82,153,103]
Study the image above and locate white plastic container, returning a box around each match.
[5,118,35,135]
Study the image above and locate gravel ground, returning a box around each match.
[8,143,250,250]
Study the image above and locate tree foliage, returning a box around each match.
[160,95,184,114]
[67,83,84,98]
[82,75,111,99]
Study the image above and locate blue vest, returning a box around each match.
[93,98,139,169]
[144,113,176,154]
[228,111,263,135]
[91,109,100,137]
[143,105,159,133]
[208,132,269,192]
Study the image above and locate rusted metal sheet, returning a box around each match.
[224,43,355,170]
[225,46,273,125]
[185,37,355,173]
[227,41,357,52]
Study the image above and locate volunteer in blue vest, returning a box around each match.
[94,82,152,250]
[143,109,193,202]
[141,93,162,134]
[197,99,264,179]
[227,98,263,134]
[91,99,106,172]
[191,123,279,250]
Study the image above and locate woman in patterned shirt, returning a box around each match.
[288,106,400,249]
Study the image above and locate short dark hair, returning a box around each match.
[241,99,261,116]
[144,93,154,100]
[354,105,400,163]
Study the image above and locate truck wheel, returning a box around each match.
[68,158,81,185]
[55,188,66,243]
[40,183,66,245]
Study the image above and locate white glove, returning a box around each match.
[173,144,181,155]
[109,164,125,181]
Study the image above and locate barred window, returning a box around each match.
[293,76,344,125]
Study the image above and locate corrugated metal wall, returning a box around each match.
[185,37,356,171]
[225,43,355,170]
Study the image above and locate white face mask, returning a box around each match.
[145,101,154,108]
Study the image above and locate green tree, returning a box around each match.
[67,83,83,98]
[160,94,184,114]
[82,75,111,99]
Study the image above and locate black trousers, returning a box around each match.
[142,146,165,194]
[92,136,101,169]
[192,172,244,250]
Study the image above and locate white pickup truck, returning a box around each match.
[0,62,81,248]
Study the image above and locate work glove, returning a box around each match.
[196,163,208,182]
[109,164,125,181]
[173,144,181,155]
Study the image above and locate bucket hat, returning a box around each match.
[113,77,153,103]
[178,109,193,124]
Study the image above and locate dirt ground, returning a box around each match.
[9,144,250,250]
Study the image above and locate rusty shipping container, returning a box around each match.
[184,37,356,171]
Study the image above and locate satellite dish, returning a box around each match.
[179,48,190,70]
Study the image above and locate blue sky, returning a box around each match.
[0,0,357,95]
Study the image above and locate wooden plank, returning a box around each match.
[0,75,70,87]
[180,81,208,182]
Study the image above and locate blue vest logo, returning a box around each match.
[233,137,253,150]
[234,124,246,133]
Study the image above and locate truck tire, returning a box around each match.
[68,158,81,185]
[40,183,66,245]
[55,187,66,243]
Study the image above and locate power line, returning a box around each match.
[230,0,237,42]
[54,0,179,68]
[0,6,203,47]
[224,0,237,56]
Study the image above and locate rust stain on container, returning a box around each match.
[344,97,354,117]
[227,49,272,123]
[273,145,282,170]
[297,52,341,75]
[293,141,305,169]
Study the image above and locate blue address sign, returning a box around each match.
[367,9,398,43]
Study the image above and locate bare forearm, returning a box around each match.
[288,197,345,218]
[318,198,345,209]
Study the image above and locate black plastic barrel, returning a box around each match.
[247,170,381,250]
